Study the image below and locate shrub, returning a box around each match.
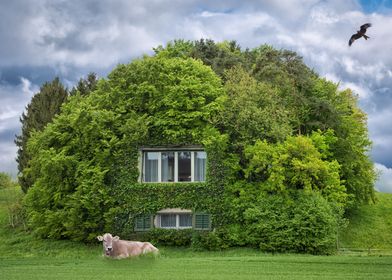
[191,230,228,251]
[244,192,338,254]
[2,186,26,229]
[145,228,193,246]
[0,172,16,189]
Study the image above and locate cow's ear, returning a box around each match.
[113,236,120,241]
[97,235,104,241]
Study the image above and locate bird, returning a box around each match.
[349,23,371,46]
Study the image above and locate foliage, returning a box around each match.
[23,56,226,242]
[22,40,376,253]
[154,40,375,205]
[243,131,347,207]
[1,186,26,229]
[243,192,338,254]
[0,172,16,189]
[191,230,227,251]
[218,66,291,148]
[146,228,193,247]
[15,77,68,193]
[69,72,99,96]
[107,183,226,238]
[328,89,376,206]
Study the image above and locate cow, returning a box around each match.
[97,233,159,259]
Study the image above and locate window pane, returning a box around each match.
[178,151,191,182]
[161,152,174,182]
[160,214,176,228]
[144,152,158,182]
[194,151,206,182]
[179,214,192,227]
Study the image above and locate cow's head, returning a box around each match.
[97,233,120,256]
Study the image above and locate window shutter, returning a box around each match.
[194,213,210,230]
[135,215,152,231]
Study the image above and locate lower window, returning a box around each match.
[134,211,211,231]
[158,213,193,229]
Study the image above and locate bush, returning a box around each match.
[145,228,193,246]
[191,230,228,251]
[244,192,338,254]
[0,172,16,189]
[2,186,26,229]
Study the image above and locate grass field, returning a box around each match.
[1,187,392,280]
[340,192,392,252]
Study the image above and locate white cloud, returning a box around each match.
[0,142,17,177]
[375,163,392,193]
[0,78,37,131]
[0,78,38,176]
[338,81,372,99]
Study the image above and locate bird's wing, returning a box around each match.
[360,23,371,32]
[349,33,360,46]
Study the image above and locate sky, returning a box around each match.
[1,0,392,193]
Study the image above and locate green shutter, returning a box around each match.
[135,215,152,231]
[194,213,210,230]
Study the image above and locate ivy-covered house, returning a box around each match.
[23,41,376,253]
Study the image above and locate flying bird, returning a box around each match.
[349,23,371,46]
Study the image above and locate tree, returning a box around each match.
[69,72,98,96]
[329,89,376,205]
[15,77,68,193]
[219,66,292,149]
[243,132,346,207]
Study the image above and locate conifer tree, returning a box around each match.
[69,72,98,96]
[15,77,68,193]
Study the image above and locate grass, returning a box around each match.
[1,187,392,279]
[339,192,392,253]
[1,249,392,280]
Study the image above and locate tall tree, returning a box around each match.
[15,77,68,193]
[69,72,98,96]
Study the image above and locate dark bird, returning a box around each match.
[349,23,371,46]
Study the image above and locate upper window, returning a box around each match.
[142,149,206,183]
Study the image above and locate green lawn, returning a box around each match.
[1,187,392,280]
[1,251,392,280]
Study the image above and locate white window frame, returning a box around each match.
[141,148,206,183]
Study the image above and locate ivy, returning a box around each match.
[22,41,375,254]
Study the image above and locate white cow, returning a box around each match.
[97,233,159,259]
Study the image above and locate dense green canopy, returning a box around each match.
[23,40,376,252]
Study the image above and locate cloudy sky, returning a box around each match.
[1,0,392,193]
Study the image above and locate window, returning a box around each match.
[160,214,177,228]
[194,151,206,182]
[161,152,174,182]
[178,152,191,182]
[179,214,193,227]
[158,213,193,229]
[142,149,206,182]
[144,152,158,182]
